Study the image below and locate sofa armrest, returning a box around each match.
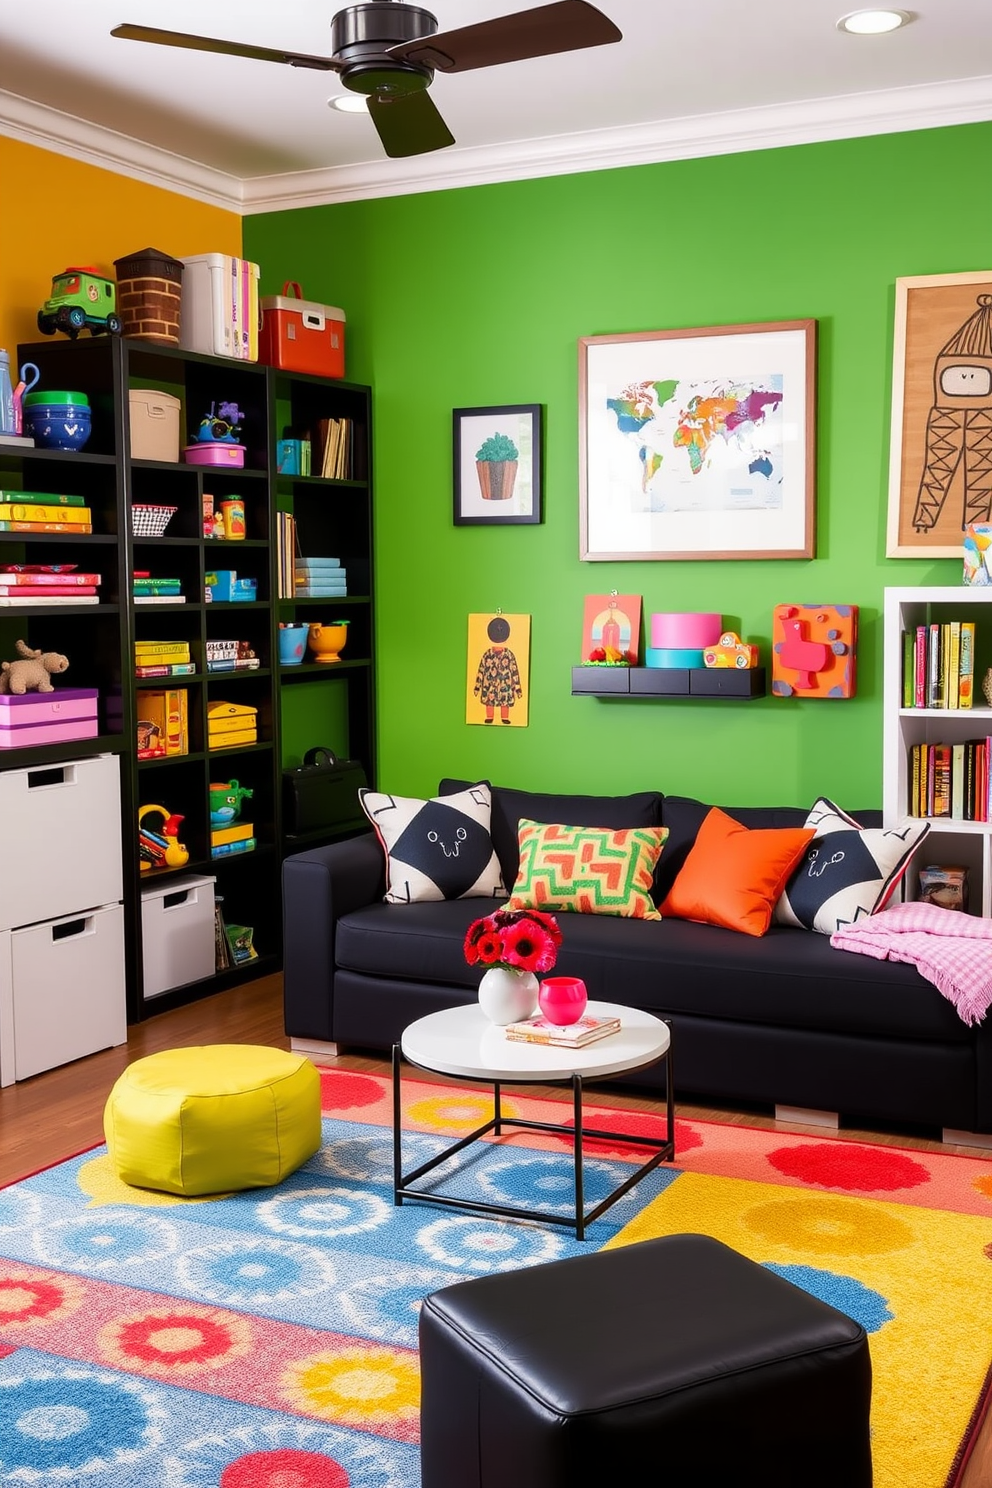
[282,833,385,1042]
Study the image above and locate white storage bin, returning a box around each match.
[141,873,217,999]
[0,755,122,931]
[11,903,126,1081]
[180,253,259,362]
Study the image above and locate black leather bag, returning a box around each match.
[282,747,368,837]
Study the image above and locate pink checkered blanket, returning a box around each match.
[831,900,992,1026]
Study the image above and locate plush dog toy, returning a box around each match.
[0,639,69,694]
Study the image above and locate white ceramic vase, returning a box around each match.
[478,966,539,1025]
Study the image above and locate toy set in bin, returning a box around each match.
[186,401,246,468]
[206,570,256,602]
[210,778,255,859]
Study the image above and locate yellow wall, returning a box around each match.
[0,137,241,357]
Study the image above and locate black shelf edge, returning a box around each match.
[137,750,207,768]
[279,658,370,677]
[133,536,205,547]
[133,602,201,612]
[571,666,767,699]
[205,601,272,610]
[206,741,273,758]
[203,539,271,549]
[0,734,126,768]
[277,594,370,606]
[0,602,120,616]
[204,668,272,681]
[274,475,368,489]
[1,448,117,467]
[133,458,267,478]
[0,532,118,544]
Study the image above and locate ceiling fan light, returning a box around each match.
[329,93,369,112]
[836,9,913,34]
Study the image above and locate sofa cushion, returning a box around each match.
[660,808,815,936]
[775,798,931,934]
[360,782,505,904]
[507,819,668,919]
[440,779,664,889]
[333,900,970,1045]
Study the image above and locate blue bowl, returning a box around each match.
[26,405,92,452]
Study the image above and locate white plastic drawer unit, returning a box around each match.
[140,873,216,999]
[10,903,127,1081]
[0,754,122,931]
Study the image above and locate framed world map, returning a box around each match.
[578,320,817,560]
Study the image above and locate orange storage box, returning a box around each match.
[259,281,346,379]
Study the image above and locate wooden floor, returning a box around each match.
[1,971,989,1485]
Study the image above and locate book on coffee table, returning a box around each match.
[504,1014,622,1048]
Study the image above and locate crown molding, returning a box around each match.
[0,89,244,211]
[2,73,991,218]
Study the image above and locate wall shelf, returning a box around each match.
[572,666,766,699]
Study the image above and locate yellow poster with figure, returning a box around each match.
[466,613,531,726]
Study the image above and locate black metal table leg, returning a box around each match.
[573,1072,585,1241]
[392,1042,403,1206]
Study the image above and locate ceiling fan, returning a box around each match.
[112,0,622,160]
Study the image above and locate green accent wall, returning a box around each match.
[245,122,992,808]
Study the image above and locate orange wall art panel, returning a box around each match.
[771,604,858,699]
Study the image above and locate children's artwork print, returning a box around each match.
[771,604,858,698]
[579,321,816,560]
[581,594,642,663]
[453,406,542,525]
[466,613,531,726]
[887,272,992,557]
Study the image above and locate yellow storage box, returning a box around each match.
[104,1044,321,1195]
[207,700,257,749]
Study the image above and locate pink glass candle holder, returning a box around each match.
[538,976,588,1026]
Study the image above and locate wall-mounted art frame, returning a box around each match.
[578,320,816,561]
[886,271,992,558]
[453,404,542,525]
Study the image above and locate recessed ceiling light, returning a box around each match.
[329,94,368,113]
[837,9,913,34]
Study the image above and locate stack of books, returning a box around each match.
[295,557,347,597]
[0,492,93,534]
[504,1013,622,1048]
[133,572,184,604]
[902,621,976,710]
[211,821,256,859]
[135,639,194,679]
[0,566,101,605]
[909,738,992,820]
[205,639,260,673]
[316,418,353,479]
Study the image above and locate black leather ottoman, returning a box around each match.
[419,1233,873,1488]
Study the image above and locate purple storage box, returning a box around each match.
[183,444,245,468]
[0,688,99,748]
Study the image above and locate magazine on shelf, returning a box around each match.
[504,1013,622,1048]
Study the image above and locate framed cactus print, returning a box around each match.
[453,404,543,525]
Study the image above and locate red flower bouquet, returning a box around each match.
[464,907,562,975]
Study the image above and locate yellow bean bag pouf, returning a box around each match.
[104,1044,322,1196]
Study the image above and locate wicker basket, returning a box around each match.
[131,504,177,537]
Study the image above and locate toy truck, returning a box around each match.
[37,267,122,339]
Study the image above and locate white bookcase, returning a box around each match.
[883,586,992,916]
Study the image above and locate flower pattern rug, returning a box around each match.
[0,1066,990,1486]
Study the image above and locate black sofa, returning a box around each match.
[282,779,992,1140]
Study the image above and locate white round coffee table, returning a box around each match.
[393,1001,673,1241]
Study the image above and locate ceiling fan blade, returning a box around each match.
[111,24,339,71]
[388,0,621,74]
[367,89,455,158]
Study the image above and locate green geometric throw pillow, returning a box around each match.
[507,818,668,919]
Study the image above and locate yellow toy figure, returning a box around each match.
[139,804,190,872]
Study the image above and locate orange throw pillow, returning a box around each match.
[660,807,815,937]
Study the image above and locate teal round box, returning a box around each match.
[645,647,704,668]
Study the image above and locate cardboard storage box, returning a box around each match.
[179,253,259,362]
[0,688,98,748]
[129,389,181,461]
[259,281,346,378]
[140,873,217,999]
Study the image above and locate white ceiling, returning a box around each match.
[1,0,991,213]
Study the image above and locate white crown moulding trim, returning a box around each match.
[2,74,991,217]
[0,90,244,212]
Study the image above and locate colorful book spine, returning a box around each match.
[210,836,257,858]
[0,504,91,524]
[0,520,93,533]
[135,663,197,678]
[0,595,98,605]
[952,741,966,819]
[947,621,961,709]
[914,626,927,708]
[927,624,943,709]
[902,631,914,709]
[959,622,976,709]
[0,584,97,597]
[134,642,190,659]
[0,571,100,585]
[0,490,86,506]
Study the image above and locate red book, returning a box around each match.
[914,625,926,708]
[0,571,101,586]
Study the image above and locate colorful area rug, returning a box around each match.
[1,1067,990,1487]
